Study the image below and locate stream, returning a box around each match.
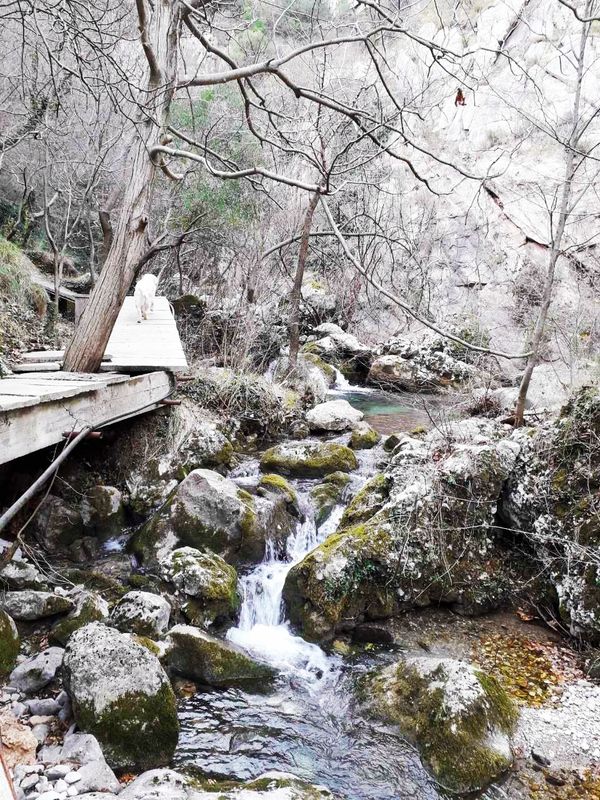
[175,380,454,798]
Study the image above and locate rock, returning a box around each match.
[310,472,351,527]
[25,698,60,716]
[31,722,49,743]
[349,422,381,450]
[110,591,171,637]
[71,760,121,794]
[63,622,179,770]
[0,608,20,676]
[305,400,363,432]
[9,647,64,693]
[40,731,104,765]
[50,590,109,646]
[131,469,275,566]
[118,769,190,800]
[365,657,517,793]
[284,424,524,640]
[165,625,274,687]
[1,590,73,621]
[30,495,83,554]
[0,710,37,769]
[80,485,124,538]
[260,442,358,479]
[0,556,46,589]
[39,731,120,794]
[257,474,300,516]
[160,548,239,626]
[368,354,444,392]
[302,352,337,388]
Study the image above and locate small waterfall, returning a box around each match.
[227,493,338,684]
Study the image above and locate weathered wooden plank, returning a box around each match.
[9,372,129,384]
[13,362,62,372]
[0,380,102,402]
[0,371,173,465]
[19,350,113,363]
[0,394,41,410]
[104,297,188,372]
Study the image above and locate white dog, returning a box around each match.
[134,274,158,323]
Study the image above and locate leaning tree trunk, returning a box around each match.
[287,189,321,372]
[62,0,180,372]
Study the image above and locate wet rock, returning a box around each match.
[131,469,275,566]
[257,474,300,516]
[260,441,357,479]
[165,624,275,687]
[305,399,363,432]
[0,710,37,769]
[50,590,109,646]
[110,590,171,637]
[302,352,337,388]
[349,422,381,450]
[284,424,524,641]
[161,547,239,627]
[30,494,84,554]
[0,608,19,676]
[310,472,351,527]
[365,657,517,793]
[63,622,179,770]
[1,590,73,621]
[368,354,444,392]
[80,485,124,538]
[9,647,64,693]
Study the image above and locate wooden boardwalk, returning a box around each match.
[0,296,187,464]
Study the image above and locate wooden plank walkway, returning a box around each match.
[0,371,173,464]
[102,296,188,373]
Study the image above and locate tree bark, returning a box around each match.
[62,0,180,372]
[287,189,321,371]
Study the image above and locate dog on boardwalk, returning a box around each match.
[134,274,158,323]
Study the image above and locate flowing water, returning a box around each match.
[176,380,448,798]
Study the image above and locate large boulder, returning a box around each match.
[80,485,124,538]
[9,647,64,694]
[305,399,363,432]
[284,423,526,641]
[367,354,443,392]
[260,442,357,479]
[63,622,179,770]
[1,590,73,621]
[350,422,380,450]
[31,495,83,554]
[310,472,351,528]
[0,608,19,676]
[110,590,171,637]
[131,469,288,566]
[50,590,109,646]
[500,387,600,643]
[165,625,274,687]
[364,657,517,793]
[160,547,239,627]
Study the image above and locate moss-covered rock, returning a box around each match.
[63,622,179,770]
[110,590,171,637]
[80,485,124,538]
[131,468,285,567]
[364,657,517,794]
[500,387,600,643]
[0,609,19,676]
[260,442,357,479]
[310,472,351,527]
[50,590,109,646]
[161,547,239,626]
[165,625,274,687]
[302,352,337,387]
[349,422,380,450]
[1,590,73,621]
[284,423,528,641]
[257,474,300,516]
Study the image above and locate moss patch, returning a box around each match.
[260,442,357,478]
[0,609,19,676]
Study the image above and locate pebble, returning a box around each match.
[29,715,54,726]
[64,772,80,785]
[26,698,60,716]
[37,792,63,800]
[31,723,49,743]
[45,765,71,780]
[20,774,39,790]
[66,789,79,798]
[11,701,27,717]
[53,779,68,793]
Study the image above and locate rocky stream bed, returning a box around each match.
[1,377,600,800]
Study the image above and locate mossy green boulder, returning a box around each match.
[257,474,300,516]
[349,422,380,450]
[364,657,517,793]
[165,625,275,687]
[50,590,109,646]
[63,622,179,770]
[310,472,351,527]
[131,468,278,566]
[161,547,239,626]
[260,442,357,478]
[338,474,389,528]
[0,609,19,676]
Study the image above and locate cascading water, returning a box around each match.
[227,491,337,683]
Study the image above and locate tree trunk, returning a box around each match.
[514,11,589,425]
[62,0,180,372]
[287,189,320,372]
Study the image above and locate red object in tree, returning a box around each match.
[455,88,466,106]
